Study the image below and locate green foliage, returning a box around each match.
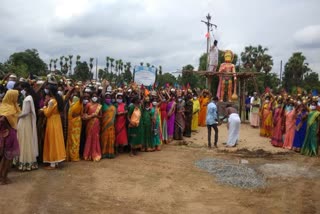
[157,73,177,87]
[7,49,47,76]
[283,52,311,91]
[72,61,92,81]
[302,71,320,92]
[240,45,273,74]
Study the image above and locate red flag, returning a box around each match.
[205,32,210,38]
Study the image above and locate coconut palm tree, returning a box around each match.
[146,63,150,67]
[60,56,64,72]
[53,59,58,71]
[140,62,144,66]
[159,65,162,75]
[110,58,114,73]
[76,55,81,66]
[106,56,110,72]
[69,55,73,75]
[49,59,53,71]
[89,58,94,72]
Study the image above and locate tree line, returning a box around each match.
[0,47,318,93]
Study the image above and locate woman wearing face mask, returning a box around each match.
[100,93,116,158]
[127,96,142,156]
[141,97,153,152]
[191,94,200,132]
[151,98,161,151]
[16,84,39,171]
[114,94,128,152]
[270,97,285,147]
[79,92,90,158]
[41,84,66,169]
[66,89,83,162]
[166,94,176,143]
[83,93,102,161]
[260,94,273,137]
[283,100,296,149]
[292,99,308,152]
[174,95,185,140]
[159,91,168,144]
[301,101,320,156]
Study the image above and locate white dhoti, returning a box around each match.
[250,112,260,127]
[227,113,241,147]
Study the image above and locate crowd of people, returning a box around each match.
[248,91,320,156]
[0,73,239,185]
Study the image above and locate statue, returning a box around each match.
[216,50,237,102]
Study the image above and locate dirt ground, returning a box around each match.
[1,123,320,214]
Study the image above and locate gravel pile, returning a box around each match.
[195,158,265,189]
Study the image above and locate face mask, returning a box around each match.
[0,92,4,97]
[178,98,182,102]
[112,99,115,103]
[58,91,64,96]
[265,100,270,103]
[72,96,79,103]
[297,101,302,105]
[310,105,316,110]
[44,89,49,94]
[162,98,166,102]
[21,90,26,97]
[152,102,157,106]
[105,98,111,104]
[83,99,89,105]
[92,97,98,102]
[117,99,122,103]
[145,107,150,110]
[193,97,197,100]
[317,102,320,107]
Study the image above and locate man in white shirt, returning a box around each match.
[208,40,219,72]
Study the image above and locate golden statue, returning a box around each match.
[216,50,237,102]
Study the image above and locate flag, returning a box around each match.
[205,32,210,38]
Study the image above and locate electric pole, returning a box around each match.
[201,13,217,57]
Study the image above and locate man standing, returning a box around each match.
[206,96,219,148]
[250,92,260,128]
[221,104,241,147]
[208,40,219,72]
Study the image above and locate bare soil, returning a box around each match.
[1,124,320,214]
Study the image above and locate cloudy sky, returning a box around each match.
[1,0,319,78]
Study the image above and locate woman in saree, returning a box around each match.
[283,101,296,149]
[101,93,116,158]
[66,89,83,162]
[141,99,153,151]
[159,91,168,144]
[128,96,142,156]
[260,95,273,137]
[0,90,20,184]
[191,94,200,131]
[83,92,102,161]
[174,96,185,140]
[42,85,66,169]
[151,99,162,151]
[115,93,128,152]
[166,95,176,143]
[17,84,39,171]
[198,90,209,127]
[301,101,320,156]
[270,98,285,147]
[292,101,308,152]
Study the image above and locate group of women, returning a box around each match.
[259,92,320,156]
[0,75,209,184]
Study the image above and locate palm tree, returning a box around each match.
[146,63,150,67]
[89,58,94,72]
[53,59,58,71]
[106,56,110,72]
[69,55,73,75]
[159,65,162,75]
[64,57,69,75]
[60,56,64,72]
[241,45,256,68]
[140,62,144,66]
[49,59,53,71]
[76,55,81,66]
[110,58,114,73]
[119,59,123,74]
[115,60,119,73]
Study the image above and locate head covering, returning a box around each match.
[0,90,21,129]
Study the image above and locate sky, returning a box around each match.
[0,0,319,78]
